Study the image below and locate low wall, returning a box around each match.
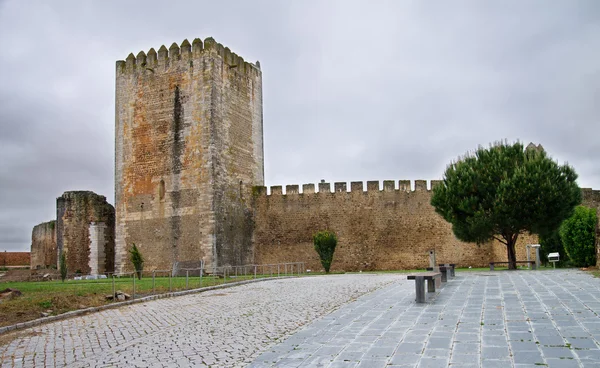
[1,252,31,267]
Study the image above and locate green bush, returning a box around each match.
[129,243,144,280]
[59,251,68,282]
[539,230,569,267]
[313,231,337,273]
[560,206,597,267]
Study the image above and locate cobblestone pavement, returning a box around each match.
[0,274,400,367]
[250,269,600,368]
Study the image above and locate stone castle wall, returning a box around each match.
[115,37,263,273]
[57,191,115,274]
[251,180,580,272]
[0,252,30,267]
[30,220,57,269]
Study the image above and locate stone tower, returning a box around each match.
[56,191,115,275]
[114,37,264,273]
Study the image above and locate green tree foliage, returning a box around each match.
[129,243,144,280]
[559,206,597,267]
[431,141,581,269]
[539,230,569,267]
[313,231,338,273]
[59,251,68,282]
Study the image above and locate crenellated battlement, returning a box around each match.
[253,180,444,196]
[116,37,261,77]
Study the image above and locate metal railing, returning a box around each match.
[104,262,305,302]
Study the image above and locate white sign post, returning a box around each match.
[548,252,560,269]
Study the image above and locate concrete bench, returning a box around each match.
[407,271,442,303]
[438,263,455,277]
[489,261,536,270]
[426,266,448,283]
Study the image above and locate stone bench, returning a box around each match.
[489,261,536,270]
[407,271,442,303]
[438,263,455,277]
[426,266,449,283]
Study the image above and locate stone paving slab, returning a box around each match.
[250,270,600,368]
[0,274,400,367]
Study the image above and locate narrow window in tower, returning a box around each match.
[159,179,166,200]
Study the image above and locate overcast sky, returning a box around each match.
[1,1,599,252]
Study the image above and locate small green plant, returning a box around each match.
[59,251,68,282]
[39,300,52,309]
[129,243,144,280]
[313,230,338,273]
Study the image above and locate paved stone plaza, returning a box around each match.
[251,270,600,368]
[1,270,600,367]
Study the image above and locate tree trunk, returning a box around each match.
[506,236,517,270]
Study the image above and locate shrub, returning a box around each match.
[59,251,68,282]
[539,230,569,267]
[560,206,597,267]
[129,243,144,280]
[313,231,338,273]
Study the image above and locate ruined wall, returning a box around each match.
[0,252,30,267]
[57,191,115,274]
[30,220,57,269]
[115,37,263,273]
[253,180,501,271]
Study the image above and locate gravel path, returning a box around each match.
[0,274,401,367]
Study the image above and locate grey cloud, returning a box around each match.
[1,0,599,251]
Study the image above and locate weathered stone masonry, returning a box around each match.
[1,252,30,267]
[252,181,599,271]
[115,38,263,273]
[30,220,57,269]
[56,191,115,274]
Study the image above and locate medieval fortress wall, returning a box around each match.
[30,220,57,269]
[114,38,263,273]
[253,180,542,271]
[28,36,600,273]
[56,191,115,274]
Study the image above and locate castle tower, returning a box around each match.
[114,38,264,273]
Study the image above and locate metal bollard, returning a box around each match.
[278,264,280,277]
[112,275,116,302]
[186,270,189,289]
[152,271,156,294]
[169,271,172,292]
[133,273,136,300]
[254,265,257,279]
[199,267,203,288]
